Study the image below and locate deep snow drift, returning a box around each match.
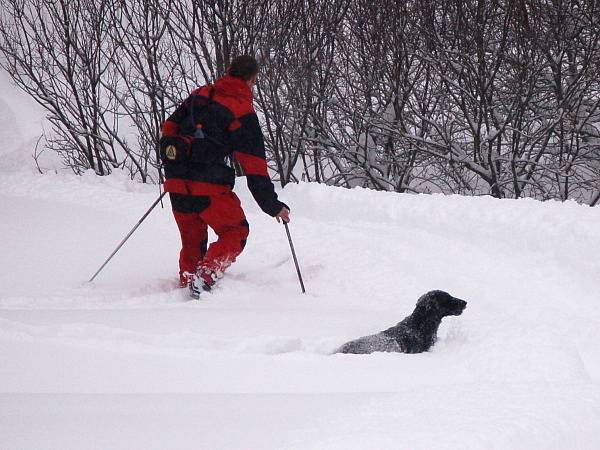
[2,74,600,449]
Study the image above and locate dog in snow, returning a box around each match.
[335,290,467,354]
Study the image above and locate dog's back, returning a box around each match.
[336,332,401,354]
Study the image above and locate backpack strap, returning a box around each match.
[190,85,212,137]
[189,85,228,149]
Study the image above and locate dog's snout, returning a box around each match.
[452,297,467,314]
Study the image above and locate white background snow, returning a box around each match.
[1,70,600,450]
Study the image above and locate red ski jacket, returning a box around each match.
[161,75,285,217]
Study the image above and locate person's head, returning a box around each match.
[227,55,259,87]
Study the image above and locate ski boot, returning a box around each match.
[189,268,218,299]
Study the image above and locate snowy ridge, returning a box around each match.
[287,182,600,281]
[0,316,325,356]
[0,169,158,214]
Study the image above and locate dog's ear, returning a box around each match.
[415,291,441,314]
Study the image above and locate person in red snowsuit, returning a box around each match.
[160,56,290,297]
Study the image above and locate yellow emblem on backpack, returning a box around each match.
[165,145,177,160]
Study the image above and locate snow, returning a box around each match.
[0,70,55,173]
[2,72,600,450]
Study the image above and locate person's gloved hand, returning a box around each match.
[275,206,290,223]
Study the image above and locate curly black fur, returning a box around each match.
[335,290,467,354]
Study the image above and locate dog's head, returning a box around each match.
[416,290,467,317]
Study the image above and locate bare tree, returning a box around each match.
[316,0,426,192]
[525,0,600,202]
[254,0,350,187]
[0,0,129,175]
[106,0,174,182]
[1,0,599,204]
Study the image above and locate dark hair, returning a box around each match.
[227,55,259,81]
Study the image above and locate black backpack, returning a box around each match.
[159,87,229,165]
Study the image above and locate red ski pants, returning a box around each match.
[170,192,249,277]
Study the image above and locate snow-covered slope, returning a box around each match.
[1,166,600,449]
[2,68,600,449]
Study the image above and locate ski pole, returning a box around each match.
[283,222,306,294]
[88,191,167,283]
